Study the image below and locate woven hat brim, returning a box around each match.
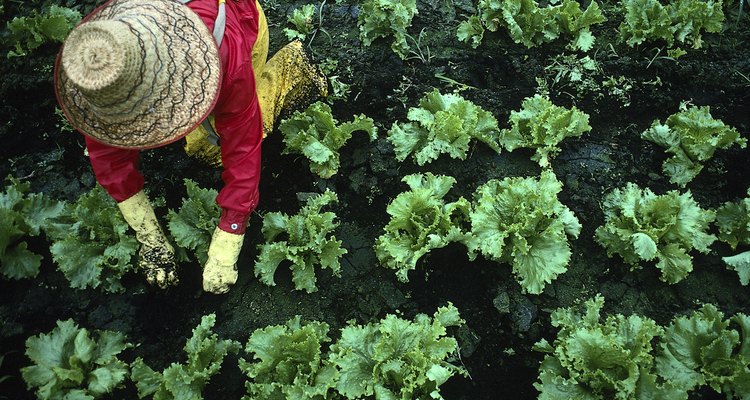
[54,0,221,149]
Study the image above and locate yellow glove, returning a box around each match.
[117,191,178,288]
[202,227,244,294]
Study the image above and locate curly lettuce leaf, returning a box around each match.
[255,190,346,293]
[538,298,750,399]
[669,0,725,48]
[167,179,220,265]
[620,0,723,49]
[642,103,746,187]
[715,189,750,284]
[7,4,81,57]
[715,188,750,250]
[0,176,65,280]
[500,0,560,48]
[469,170,580,294]
[533,295,674,400]
[358,0,418,59]
[655,304,750,395]
[594,183,715,284]
[375,173,472,282]
[46,185,138,293]
[723,251,750,286]
[500,94,591,168]
[131,314,240,400]
[618,0,674,46]
[558,1,607,51]
[458,0,605,50]
[388,89,501,166]
[239,315,337,400]
[329,303,466,400]
[283,4,315,41]
[21,319,129,400]
[280,102,377,179]
[456,15,484,48]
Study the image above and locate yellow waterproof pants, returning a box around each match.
[184,1,327,166]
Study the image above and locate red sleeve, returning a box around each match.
[213,61,263,235]
[85,136,144,202]
[195,0,263,235]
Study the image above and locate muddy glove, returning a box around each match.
[202,227,244,294]
[117,191,178,288]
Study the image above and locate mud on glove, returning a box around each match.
[117,191,178,288]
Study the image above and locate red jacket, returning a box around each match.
[85,0,262,235]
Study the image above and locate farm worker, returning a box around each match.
[54,0,326,293]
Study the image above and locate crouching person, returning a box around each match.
[54,0,326,293]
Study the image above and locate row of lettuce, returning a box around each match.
[2,88,748,294]
[283,0,735,60]
[282,91,746,187]
[21,306,464,399]
[5,0,738,60]
[456,0,727,53]
[19,296,750,399]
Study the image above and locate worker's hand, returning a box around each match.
[139,241,178,289]
[202,227,244,294]
[118,191,178,289]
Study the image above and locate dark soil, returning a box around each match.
[1,1,750,399]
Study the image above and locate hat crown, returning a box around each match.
[61,20,139,103]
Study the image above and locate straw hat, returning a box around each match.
[54,0,221,149]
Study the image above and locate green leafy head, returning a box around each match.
[469,170,581,294]
[22,319,130,400]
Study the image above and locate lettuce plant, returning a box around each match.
[328,303,466,400]
[618,0,674,47]
[594,183,716,284]
[387,89,501,166]
[619,0,725,49]
[167,179,220,265]
[456,15,484,48]
[21,319,130,400]
[0,175,64,280]
[469,170,581,294]
[284,4,316,41]
[536,297,750,399]
[239,315,338,400]
[533,295,685,400]
[722,251,750,286]
[46,185,138,293]
[641,103,746,187]
[130,314,240,400]
[357,0,418,59]
[6,4,81,57]
[279,101,377,179]
[656,304,750,398]
[715,188,750,285]
[255,190,346,293]
[374,173,472,282]
[716,189,750,250]
[499,94,591,168]
[457,0,606,51]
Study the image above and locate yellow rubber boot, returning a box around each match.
[117,191,178,288]
[184,1,327,165]
[202,227,244,294]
